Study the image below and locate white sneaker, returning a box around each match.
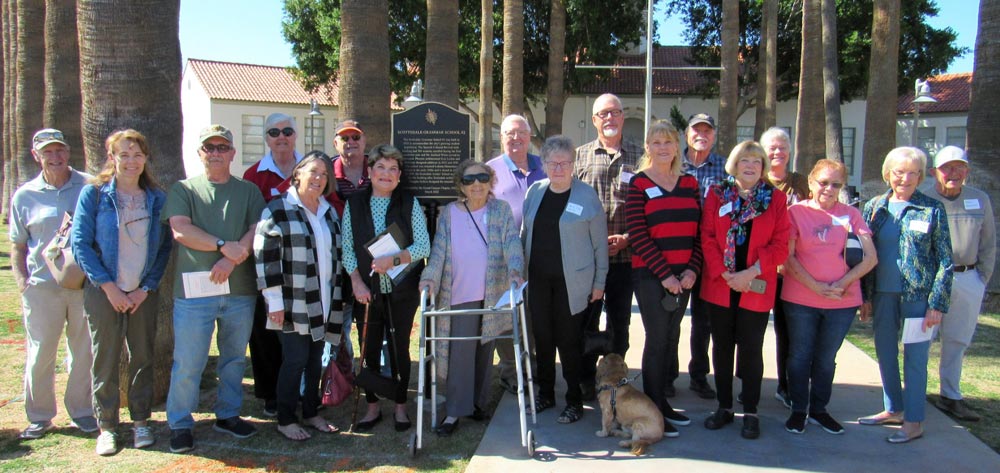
[133,425,155,449]
[96,431,117,456]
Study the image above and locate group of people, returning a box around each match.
[11,91,992,458]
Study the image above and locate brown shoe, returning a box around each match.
[936,397,982,422]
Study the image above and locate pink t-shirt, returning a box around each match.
[781,200,872,308]
[449,204,489,305]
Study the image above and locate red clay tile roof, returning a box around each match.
[576,46,714,95]
[186,59,339,106]
[897,72,972,114]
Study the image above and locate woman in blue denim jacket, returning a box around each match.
[71,130,173,455]
[858,146,952,444]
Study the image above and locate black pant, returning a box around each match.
[529,272,584,407]
[772,277,789,394]
[708,294,770,413]
[581,262,633,385]
[358,290,418,404]
[249,296,282,401]
[634,276,689,415]
[687,278,713,383]
[276,331,324,426]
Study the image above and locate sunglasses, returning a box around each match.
[461,173,491,185]
[814,180,844,189]
[266,127,295,138]
[33,130,66,145]
[201,143,232,154]
[339,134,362,142]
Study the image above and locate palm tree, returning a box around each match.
[340,0,391,145]
[2,0,16,218]
[78,0,183,401]
[753,0,777,139]
[718,0,739,156]
[794,0,825,172]
[44,0,83,170]
[477,0,494,160]
[821,0,842,162]
[502,0,524,116]
[425,0,459,108]
[967,0,999,305]
[860,0,900,197]
[544,0,567,138]
[15,0,44,185]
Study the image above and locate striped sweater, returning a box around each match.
[625,172,703,280]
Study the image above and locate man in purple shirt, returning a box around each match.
[486,114,546,395]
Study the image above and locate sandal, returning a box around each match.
[277,423,311,441]
[530,397,556,414]
[557,404,584,424]
[303,416,339,434]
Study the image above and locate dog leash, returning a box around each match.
[597,372,641,420]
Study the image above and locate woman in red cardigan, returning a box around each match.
[700,140,790,440]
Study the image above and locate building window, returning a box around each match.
[304,116,325,153]
[842,127,856,173]
[946,126,966,148]
[737,126,755,143]
[917,127,936,153]
[242,115,264,165]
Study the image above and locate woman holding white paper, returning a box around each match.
[858,147,952,444]
[418,160,523,436]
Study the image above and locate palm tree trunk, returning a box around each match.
[425,0,459,108]
[501,0,524,116]
[43,0,83,170]
[477,0,493,160]
[718,0,739,156]
[754,0,777,139]
[78,0,183,403]
[341,0,391,145]
[15,0,44,185]
[1,0,14,219]
[544,0,566,138]
[821,0,843,162]
[860,0,900,198]
[794,0,826,172]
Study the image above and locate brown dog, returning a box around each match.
[595,353,664,455]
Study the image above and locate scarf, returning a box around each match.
[713,177,773,271]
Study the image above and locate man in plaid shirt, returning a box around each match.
[574,93,642,401]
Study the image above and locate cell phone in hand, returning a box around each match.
[749,279,767,294]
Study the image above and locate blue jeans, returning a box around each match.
[872,293,930,422]
[783,301,857,414]
[166,295,256,430]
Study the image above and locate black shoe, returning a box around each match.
[580,383,597,402]
[353,412,382,432]
[664,383,676,398]
[395,415,412,432]
[263,399,278,418]
[530,397,555,414]
[809,412,845,435]
[704,409,734,430]
[213,417,257,438]
[663,420,680,438]
[556,404,584,424]
[664,408,691,426]
[434,418,459,437]
[689,379,717,399]
[741,415,760,439]
[169,429,194,453]
[785,412,807,434]
[467,405,491,422]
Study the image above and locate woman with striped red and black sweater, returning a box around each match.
[625,120,702,437]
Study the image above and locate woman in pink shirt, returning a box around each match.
[780,159,877,435]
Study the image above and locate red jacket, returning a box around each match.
[700,184,789,312]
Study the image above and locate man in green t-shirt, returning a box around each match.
[162,125,265,454]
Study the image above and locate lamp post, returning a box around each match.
[910,79,938,148]
[307,98,323,151]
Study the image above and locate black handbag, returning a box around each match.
[582,301,614,357]
[844,231,863,268]
[354,296,401,400]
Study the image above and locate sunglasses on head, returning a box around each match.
[201,143,232,153]
[267,127,295,138]
[339,134,362,142]
[461,173,491,185]
[33,130,65,145]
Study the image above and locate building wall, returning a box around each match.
[895,112,968,156]
[180,68,213,178]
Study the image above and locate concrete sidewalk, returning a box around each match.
[466,307,1000,472]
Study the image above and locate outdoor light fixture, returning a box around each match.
[405,79,424,103]
[309,98,323,116]
[910,79,937,148]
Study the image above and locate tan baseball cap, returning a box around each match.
[199,124,233,143]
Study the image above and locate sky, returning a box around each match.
[179,0,977,74]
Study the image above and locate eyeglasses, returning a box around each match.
[503,130,528,138]
[339,134,362,142]
[201,143,232,154]
[461,173,491,185]
[814,180,844,189]
[266,127,295,138]
[545,161,573,171]
[594,109,623,119]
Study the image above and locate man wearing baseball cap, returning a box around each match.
[920,146,995,422]
[332,119,370,199]
[162,124,265,453]
[11,128,97,439]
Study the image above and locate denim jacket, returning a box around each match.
[862,189,952,311]
[72,178,173,291]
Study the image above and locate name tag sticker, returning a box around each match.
[620,171,635,185]
[270,188,281,197]
[719,202,733,217]
[645,187,663,199]
[909,220,930,233]
[964,199,981,210]
[831,215,850,227]
[565,202,583,215]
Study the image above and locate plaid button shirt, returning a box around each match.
[682,150,727,202]
[575,137,643,264]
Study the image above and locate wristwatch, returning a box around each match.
[393,256,402,266]
[216,239,226,251]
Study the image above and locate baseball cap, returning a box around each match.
[336,120,363,136]
[199,124,233,144]
[933,146,968,168]
[688,113,716,129]
[32,128,68,150]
